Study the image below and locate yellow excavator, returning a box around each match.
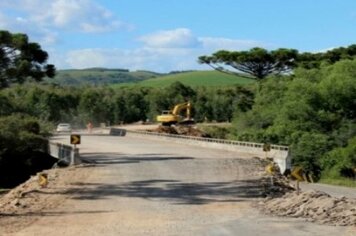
[156,102,194,126]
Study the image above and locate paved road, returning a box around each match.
[10,135,356,236]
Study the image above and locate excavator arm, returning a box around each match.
[172,102,191,119]
[156,101,193,126]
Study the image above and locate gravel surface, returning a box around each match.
[260,190,356,226]
[0,135,355,235]
[0,165,91,234]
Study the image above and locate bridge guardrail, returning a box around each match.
[48,141,80,165]
[126,129,291,173]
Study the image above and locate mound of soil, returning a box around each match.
[0,165,91,233]
[259,190,356,226]
[149,125,211,137]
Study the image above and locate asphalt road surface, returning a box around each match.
[7,135,356,236]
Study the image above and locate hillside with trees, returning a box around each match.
[49,68,162,86]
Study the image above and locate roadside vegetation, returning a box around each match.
[0,30,355,187]
[231,60,356,183]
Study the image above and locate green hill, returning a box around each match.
[46,68,255,87]
[47,68,162,86]
[112,70,254,88]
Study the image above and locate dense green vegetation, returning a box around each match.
[231,60,356,182]
[113,71,254,88]
[0,114,56,187]
[0,82,253,126]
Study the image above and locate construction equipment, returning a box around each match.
[156,102,194,126]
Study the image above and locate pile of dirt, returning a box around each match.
[259,190,356,226]
[260,175,295,197]
[1,168,66,214]
[0,165,91,233]
[154,126,179,134]
[150,125,211,137]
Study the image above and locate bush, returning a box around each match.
[0,114,54,188]
[320,137,356,179]
[198,125,230,139]
[289,132,331,177]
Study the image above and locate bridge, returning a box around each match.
[1,128,354,236]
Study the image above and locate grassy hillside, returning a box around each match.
[48,68,162,86]
[112,70,254,88]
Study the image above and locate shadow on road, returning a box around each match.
[0,210,110,217]
[61,153,266,205]
[66,178,265,205]
[80,153,194,165]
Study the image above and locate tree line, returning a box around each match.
[199,45,356,80]
[0,82,254,126]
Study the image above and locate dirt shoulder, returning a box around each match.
[0,164,94,234]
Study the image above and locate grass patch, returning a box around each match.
[319,178,356,188]
[197,123,232,139]
[112,70,254,88]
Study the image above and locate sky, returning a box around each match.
[0,0,355,72]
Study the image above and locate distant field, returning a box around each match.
[48,68,162,86]
[112,70,254,88]
[56,68,161,79]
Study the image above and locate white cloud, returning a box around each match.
[138,28,200,48]
[0,0,131,33]
[137,28,263,52]
[66,49,108,68]
[45,0,131,32]
[199,37,263,51]
[64,47,206,72]
[0,11,58,47]
[61,27,266,72]
[1,0,267,72]
[315,47,335,53]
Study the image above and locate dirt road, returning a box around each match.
[1,135,355,235]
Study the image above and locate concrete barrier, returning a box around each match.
[109,128,126,136]
[48,141,80,165]
[126,130,291,174]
